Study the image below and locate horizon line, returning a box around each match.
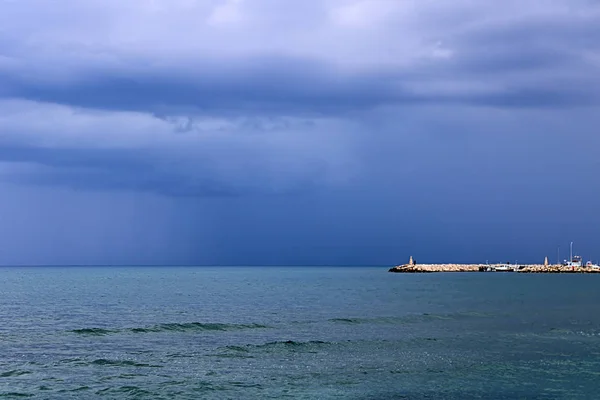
[0,264,391,268]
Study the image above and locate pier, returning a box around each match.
[388,264,600,273]
[389,255,600,273]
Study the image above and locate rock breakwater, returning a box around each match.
[388,264,482,273]
[389,264,600,273]
[519,265,600,273]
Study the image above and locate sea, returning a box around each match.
[1,266,599,399]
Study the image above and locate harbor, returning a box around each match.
[389,244,600,273]
[389,262,600,273]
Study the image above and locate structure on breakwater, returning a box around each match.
[389,256,600,274]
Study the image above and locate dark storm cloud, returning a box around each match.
[0,98,353,197]
[0,143,329,197]
[3,55,597,122]
[1,58,406,116]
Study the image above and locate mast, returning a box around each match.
[570,241,573,262]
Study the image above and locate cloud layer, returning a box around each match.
[1,0,599,196]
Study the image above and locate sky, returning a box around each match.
[0,0,599,265]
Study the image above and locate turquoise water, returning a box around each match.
[1,267,600,399]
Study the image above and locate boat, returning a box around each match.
[494,264,514,272]
[586,261,600,269]
[565,255,583,268]
[563,242,583,268]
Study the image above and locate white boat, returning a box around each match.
[564,243,583,267]
[565,255,583,267]
[586,261,600,269]
[495,264,514,272]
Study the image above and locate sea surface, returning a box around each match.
[1,267,600,399]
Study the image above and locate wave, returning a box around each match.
[511,328,600,340]
[56,386,90,393]
[70,322,268,336]
[131,322,268,333]
[261,340,329,347]
[328,318,363,324]
[548,328,600,338]
[90,359,162,368]
[221,345,251,352]
[95,386,154,397]
[0,370,32,378]
[328,312,494,326]
[71,328,117,336]
[246,340,331,350]
[215,340,334,356]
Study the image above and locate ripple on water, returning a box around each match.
[70,328,117,336]
[0,370,31,378]
[90,359,162,368]
[70,322,269,336]
[328,311,496,326]
[95,386,154,397]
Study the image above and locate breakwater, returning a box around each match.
[389,263,600,273]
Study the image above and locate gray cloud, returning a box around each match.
[1,57,405,116]
[1,0,599,116]
[0,144,331,197]
[0,99,360,196]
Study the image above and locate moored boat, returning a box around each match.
[565,255,583,268]
[494,264,514,272]
[586,261,600,269]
